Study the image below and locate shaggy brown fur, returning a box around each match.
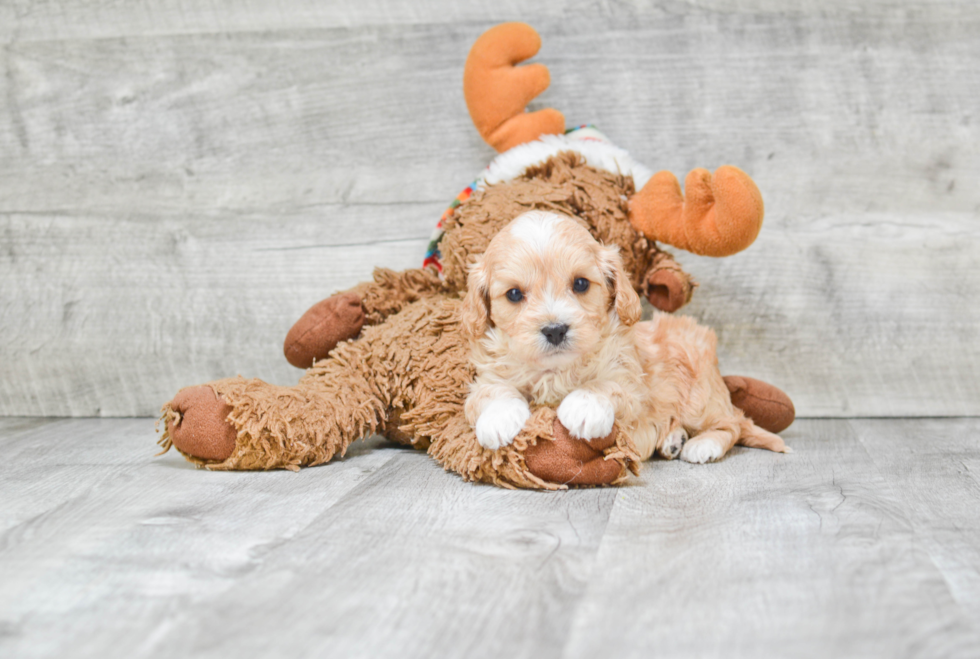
[440,151,693,299]
[349,266,445,326]
[160,295,639,488]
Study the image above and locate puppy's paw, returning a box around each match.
[659,427,688,460]
[680,437,724,464]
[557,390,616,440]
[476,398,531,450]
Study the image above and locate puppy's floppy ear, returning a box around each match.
[461,255,494,339]
[599,245,643,326]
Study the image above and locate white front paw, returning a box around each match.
[557,390,615,440]
[476,398,531,450]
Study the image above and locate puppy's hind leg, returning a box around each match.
[679,430,730,464]
[679,417,740,464]
[632,421,686,461]
[658,424,688,460]
[679,418,789,464]
[737,418,791,454]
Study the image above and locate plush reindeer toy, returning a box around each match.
[158,23,794,489]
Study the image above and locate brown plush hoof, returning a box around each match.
[646,268,688,313]
[524,418,624,486]
[284,292,365,368]
[167,386,237,461]
[724,375,796,434]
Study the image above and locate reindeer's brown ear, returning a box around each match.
[599,245,642,326]
[461,256,493,339]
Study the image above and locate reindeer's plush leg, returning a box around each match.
[161,303,427,470]
[463,22,565,153]
[284,266,444,368]
[724,376,796,434]
[642,249,697,313]
[160,366,388,471]
[630,166,764,257]
[422,407,638,490]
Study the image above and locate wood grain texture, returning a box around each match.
[145,454,619,659]
[562,418,980,658]
[0,209,437,416]
[1,0,973,41]
[1,417,979,658]
[0,418,399,657]
[2,3,979,416]
[852,418,980,626]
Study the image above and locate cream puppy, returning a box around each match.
[631,313,788,463]
[462,210,788,464]
[461,211,644,450]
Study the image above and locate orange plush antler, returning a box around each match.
[463,23,565,153]
[629,166,765,257]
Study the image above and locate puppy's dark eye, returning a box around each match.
[505,288,524,303]
[572,277,590,293]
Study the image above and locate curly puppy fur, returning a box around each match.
[462,212,644,451]
[463,212,789,464]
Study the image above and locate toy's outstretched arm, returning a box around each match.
[630,166,764,257]
[641,248,697,313]
[283,266,444,368]
[463,22,565,153]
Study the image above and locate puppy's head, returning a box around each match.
[461,211,642,365]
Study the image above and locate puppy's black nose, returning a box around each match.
[541,323,569,346]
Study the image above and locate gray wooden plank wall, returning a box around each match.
[1,1,978,417]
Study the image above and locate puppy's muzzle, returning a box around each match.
[541,323,569,346]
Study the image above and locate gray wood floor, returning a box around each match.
[1,417,978,658]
